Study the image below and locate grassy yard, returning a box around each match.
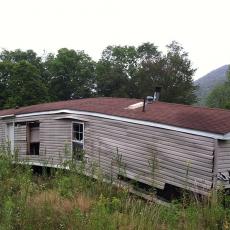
[0,152,230,230]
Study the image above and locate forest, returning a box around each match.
[0,41,198,109]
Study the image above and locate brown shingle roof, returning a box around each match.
[1,97,230,135]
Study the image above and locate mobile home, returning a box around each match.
[0,97,230,195]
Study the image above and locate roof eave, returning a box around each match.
[0,114,15,119]
[14,109,230,140]
[222,133,230,140]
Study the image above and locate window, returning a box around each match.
[27,122,40,155]
[73,123,83,142]
[30,143,40,155]
[72,123,84,161]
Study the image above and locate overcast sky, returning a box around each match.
[0,0,229,80]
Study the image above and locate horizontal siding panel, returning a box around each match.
[14,115,72,162]
[124,164,212,189]
[83,115,214,193]
[77,115,214,143]
[111,160,212,190]
[219,155,230,160]
[89,123,214,150]
[217,140,230,174]
[86,145,213,178]
[87,145,213,180]
[85,136,213,162]
[87,145,213,170]
[87,151,212,187]
[85,135,213,162]
[0,124,5,144]
[14,125,27,141]
[219,151,230,156]
[87,126,214,156]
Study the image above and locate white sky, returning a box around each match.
[0,0,229,80]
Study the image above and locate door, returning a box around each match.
[6,123,14,154]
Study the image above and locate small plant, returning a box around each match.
[111,147,126,183]
[0,149,230,229]
[148,150,159,196]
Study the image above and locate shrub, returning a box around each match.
[0,151,230,229]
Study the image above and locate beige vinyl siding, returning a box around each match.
[14,115,72,165]
[1,113,215,194]
[39,118,72,163]
[218,140,230,172]
[0,122,4,144]
[216,140,230,188]
[80,115,215,194]
[0,118,14,146]
[14,124,27,154]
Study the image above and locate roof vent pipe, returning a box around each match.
[143,95,154,112]
[153,86,161,101]
[142,97,146,112]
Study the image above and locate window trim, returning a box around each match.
[71,121,85,161]
[71,121,84,145]
[27,121,40,155]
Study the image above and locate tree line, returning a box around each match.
[0,41,198,109]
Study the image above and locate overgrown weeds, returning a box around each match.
[0,152,230,229]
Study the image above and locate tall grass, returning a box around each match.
[0,151,230,230]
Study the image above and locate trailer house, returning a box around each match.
[0,97,230,195]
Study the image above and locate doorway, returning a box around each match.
[6,123,14,154]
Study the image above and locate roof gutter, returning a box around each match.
[15,109,230,140]
[0,114,15,119]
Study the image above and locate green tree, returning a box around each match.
[96,43,161,97]
[0,61,13,108]
[129,43,162,98]
[0,49,49,108]
[159,41,197,104]
[0,49,42,69]
[96,42,197,104]
[46,48,96,101]
[6,61,49,107]
[206,68,230,109]
[96,45,138,97]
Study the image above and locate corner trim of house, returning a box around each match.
[15,109,230,140]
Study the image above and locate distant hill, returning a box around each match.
[195,65,229,105]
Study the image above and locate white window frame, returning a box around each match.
[72,121,84,146]
[71,121,86,161]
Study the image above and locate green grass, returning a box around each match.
[0,152,230,230]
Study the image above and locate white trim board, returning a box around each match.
[14,109,230,140]
[0,114,15,119]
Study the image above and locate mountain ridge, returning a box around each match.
[195,65,229,104]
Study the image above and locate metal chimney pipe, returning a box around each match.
[153,86,161,101]
[142,97,146,112]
